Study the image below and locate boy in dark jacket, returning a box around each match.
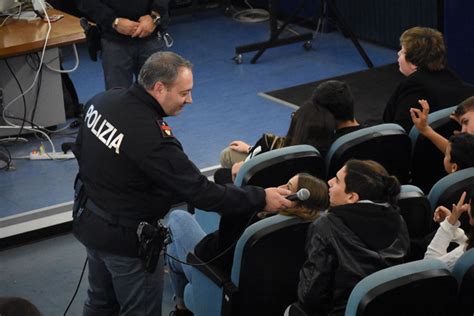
[286,159,409,316]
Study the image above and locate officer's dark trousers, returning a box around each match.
[100,37,163,90]
[83,248,164,316]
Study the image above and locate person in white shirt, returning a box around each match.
[424,190,473,270]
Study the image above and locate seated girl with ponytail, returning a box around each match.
[286,159,410,316]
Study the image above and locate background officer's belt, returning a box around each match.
[85,199,140,229]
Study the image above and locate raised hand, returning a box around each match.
[433,205,451,223]
[229,140,251,153]
[410,99,431,135]
[446,191,471,225]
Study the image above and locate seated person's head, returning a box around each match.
[444,133,474,173]
[311,80,355,122]
[398,26,446,75]
[0,297,41,316]
[285,102,335,150]
[328,159,400,207]
[277,173,329,220]
[454,96,474,134]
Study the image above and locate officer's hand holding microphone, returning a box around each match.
[263,187,295,212]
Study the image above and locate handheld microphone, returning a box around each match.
[286,188,310,201]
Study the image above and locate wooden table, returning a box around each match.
[0,9,86,136]
[0,8,85,59]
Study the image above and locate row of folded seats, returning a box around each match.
[184,105,472,315]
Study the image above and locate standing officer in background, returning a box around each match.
[72,51,293,315]
[77,0,170,90]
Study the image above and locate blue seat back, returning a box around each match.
[226,214,311,316]
[398,185,433,238]
[453,249,474,316]
[398,185,433,261]
[453,248,474,285]
[428,167,474,231]
[234,144,325,187]
[345,259,457,316]
[194,144,324,233]
[184,265,223,316]
[325,124,411,183]
[409,105,459,193]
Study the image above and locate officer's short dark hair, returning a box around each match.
[311,80,355,122]
[138,52,193,90]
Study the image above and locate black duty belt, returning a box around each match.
[75,177,141,229]
[84,199,140,229]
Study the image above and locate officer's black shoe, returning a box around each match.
[169,306,194,316]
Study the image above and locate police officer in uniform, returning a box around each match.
[77,0,170,90]
[72,51,293,315]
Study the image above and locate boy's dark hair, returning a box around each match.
[344,159,400,205]
[449,133,474,170]
[454,96,474,118]
[311,80,355,122]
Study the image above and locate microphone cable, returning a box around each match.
[63,257,88,316]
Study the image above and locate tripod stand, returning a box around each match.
[233,0,373,68]
[316,0,373,68]
[234,0,313,64]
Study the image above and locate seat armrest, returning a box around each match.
[187,252,231,286]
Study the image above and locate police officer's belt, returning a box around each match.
[75,178,140,229]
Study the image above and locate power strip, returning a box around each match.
[29,151,75,160]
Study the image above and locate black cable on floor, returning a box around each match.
[63,257,88,316]
[4,59,27,143]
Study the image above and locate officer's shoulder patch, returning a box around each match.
[156,119,174,138]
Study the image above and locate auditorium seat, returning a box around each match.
[427,167,474,231]
[452,249,474,316]
[233,144,325,187]
[184,214,311,316]
[409,105,459,193]
[325,123,411,183]
[397,185,433,261]
[345,259,458,316]
[194,144,325,232]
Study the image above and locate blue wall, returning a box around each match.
[277,0,439,48]
[444,1,474,84]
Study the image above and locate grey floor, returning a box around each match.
[0,6,396,315]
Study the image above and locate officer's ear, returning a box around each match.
[153,81,166,95]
